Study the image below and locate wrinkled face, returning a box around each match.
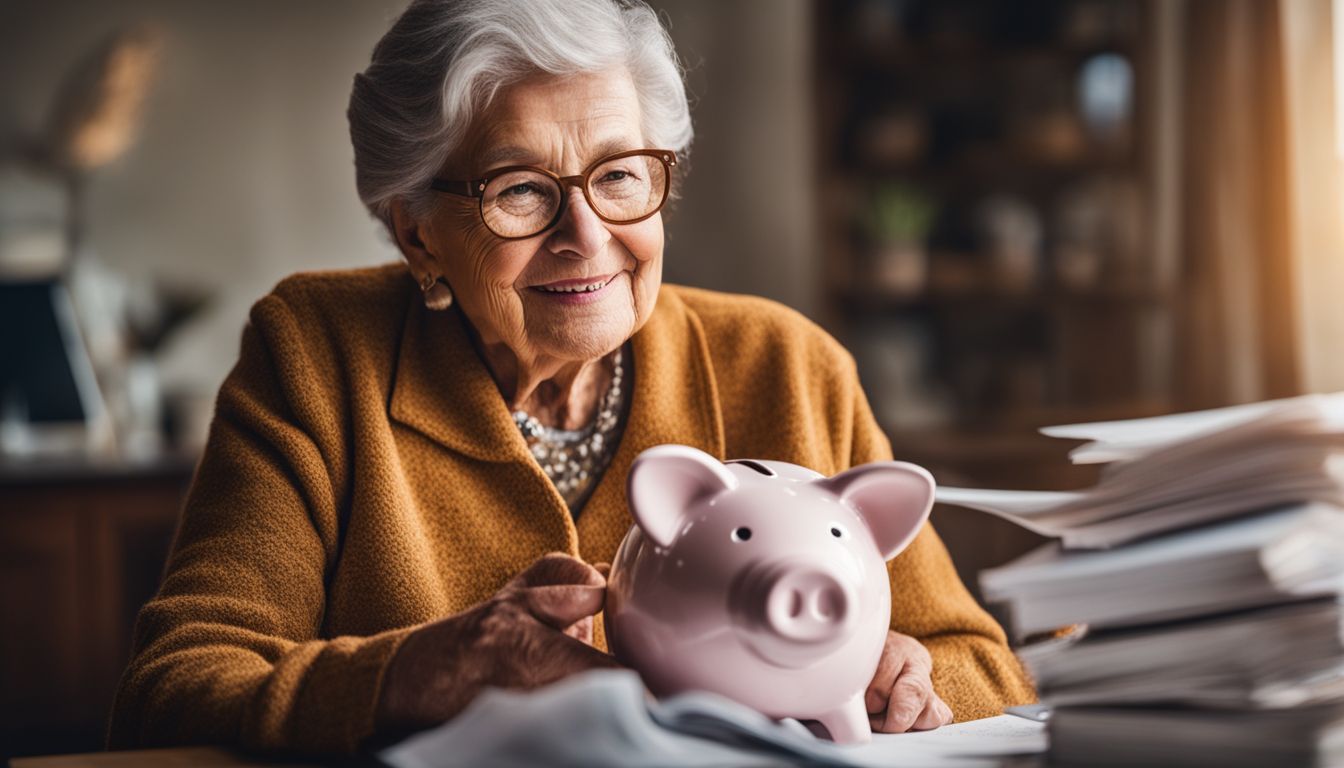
[418,67,665,362]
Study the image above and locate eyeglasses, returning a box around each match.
[429,149,677,240]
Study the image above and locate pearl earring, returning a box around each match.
[419,273,455,310]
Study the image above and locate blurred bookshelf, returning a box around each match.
[815,0,1175,495]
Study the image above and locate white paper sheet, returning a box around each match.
[869,715,1047,756]
[1041,393,1344,464]
[380,670,1046,768]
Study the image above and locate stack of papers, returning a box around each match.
[979,504,1344,637]
[1018,599,1344,709]
[945,395,1344,766]
[938,393,1344,548]
[1048,705,1344,768]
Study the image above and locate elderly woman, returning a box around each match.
[109,0,1033,756]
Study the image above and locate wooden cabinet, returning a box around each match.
[0,457,194,759]
[815,0,1171,459]
[812,0,1170,592]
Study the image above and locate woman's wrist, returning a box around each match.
[374,611,482,736]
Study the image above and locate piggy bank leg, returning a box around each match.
[817,694,871,744]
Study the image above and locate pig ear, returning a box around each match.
[627,445,738,548]
[821,461,935,560]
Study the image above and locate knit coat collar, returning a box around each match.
[388,285,727,540]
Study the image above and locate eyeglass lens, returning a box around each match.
[479,154,668,238]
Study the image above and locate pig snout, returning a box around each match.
[766,567,855,642]
[729,560,859,668]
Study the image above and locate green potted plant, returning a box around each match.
[863,182,936,297]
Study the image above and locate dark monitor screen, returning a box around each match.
[0,279,94,424]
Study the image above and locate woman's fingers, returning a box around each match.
[521,582,606,629]
[378,555,617,733]
[865,642,901,714]
[521,608,623,687]
[525,627,624,686]
[511,552,606,589]
[866,631,941,733]
[507,553,610,630]
[875,662,935,732]
[909,694,952,731]
[563,614,595,644]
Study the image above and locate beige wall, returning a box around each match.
[1,0,406,393]
[648,0,818,317]
[0,0,817,395]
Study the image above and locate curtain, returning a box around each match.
[1280,0,1344,393]
[1175,0,1301,408]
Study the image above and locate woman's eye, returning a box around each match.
[598,170,634,184]
[502,182,540,197]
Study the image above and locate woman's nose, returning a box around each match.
[546,186,611,259]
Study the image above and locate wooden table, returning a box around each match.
[1,453,197,760]
[11,747,336,767]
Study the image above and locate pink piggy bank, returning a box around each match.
[604,444,936,744]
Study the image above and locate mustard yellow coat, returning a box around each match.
[108,264,1034,755]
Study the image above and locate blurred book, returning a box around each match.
[1048,704,1344,768]
[937,394,1344,548]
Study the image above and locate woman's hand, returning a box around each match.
[865,630,954,733]
[375,553,620,736]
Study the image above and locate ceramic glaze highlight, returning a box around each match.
[604,444,936,744]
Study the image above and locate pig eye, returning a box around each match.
[830,524,848,539]
[731,526,753,542]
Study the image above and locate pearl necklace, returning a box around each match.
[513,349,626,508]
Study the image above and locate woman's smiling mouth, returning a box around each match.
[531,273,619,300]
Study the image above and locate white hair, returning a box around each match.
[348,0,693,229]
